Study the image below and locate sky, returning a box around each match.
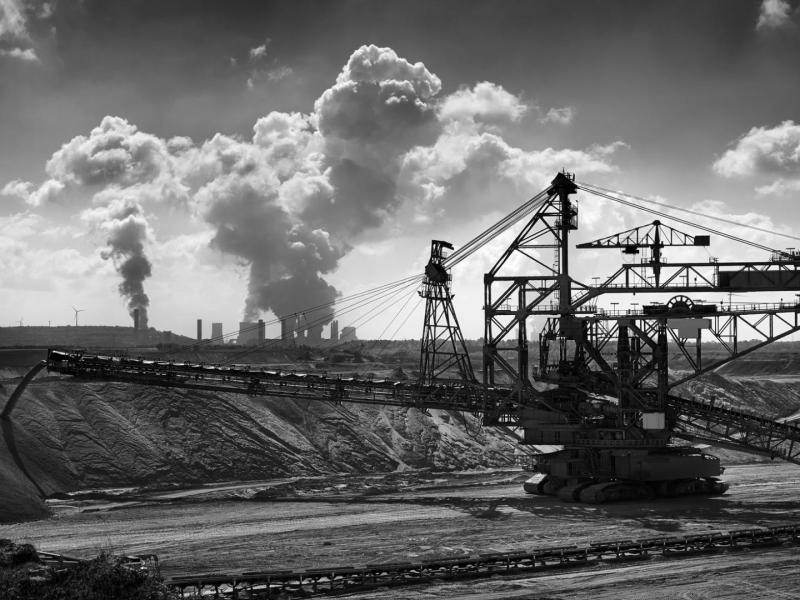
[1,0,799,341]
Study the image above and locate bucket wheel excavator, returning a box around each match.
[482,173,800,502]
[8,174,800,504]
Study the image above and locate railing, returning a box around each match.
[595,301,800,318]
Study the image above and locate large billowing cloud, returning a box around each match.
[399,83,623,224]
[713,120,800,195]
[2,44,622,328]
[306,45,443,237]
[45,116,172,188]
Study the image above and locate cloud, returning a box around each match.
[540,106,575,125]
[439,81,527,124]
[0,46,37,61]
[7,43,617,329]
[45,116,172,187]
[28,178,64,205]
[0,0,41,63]
[0,177,63,205]
[308,44,443,237]
[249,38,270,61]
[756,0,793,30]
[243,38,293,89]
[1,178,33,199]
[0,0,27,39]
[399,116,622,224]
[756,178,800,195]
[713,121,800,194]
[267,65,293,81]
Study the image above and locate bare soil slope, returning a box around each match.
[0,370,519,522]
[3,342,800,524]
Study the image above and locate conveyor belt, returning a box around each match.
[33,350,800,465]
[166,523,800,598]
[42,349,497,414]
[669,394,800,464]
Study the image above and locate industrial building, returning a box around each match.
[237,322,259,345]
[330,320,339,341]
[280,316,295,342]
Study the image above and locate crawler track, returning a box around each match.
[166,523,800,599]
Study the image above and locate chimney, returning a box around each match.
[258,319,265,344]
[133,308,140,331]
[197,318,202,342]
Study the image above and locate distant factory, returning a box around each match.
[237,321,266,345]
[193,317,355,346]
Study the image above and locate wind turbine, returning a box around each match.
[72,306,85,327]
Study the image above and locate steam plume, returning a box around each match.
[4,45,624,332]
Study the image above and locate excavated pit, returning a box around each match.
[2,344,800,598]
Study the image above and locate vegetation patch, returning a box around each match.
[0,540,176,600]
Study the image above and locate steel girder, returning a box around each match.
[670,394,800,464]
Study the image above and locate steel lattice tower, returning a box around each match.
[418,240,476,385]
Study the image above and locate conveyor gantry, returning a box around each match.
[31,350,800,467]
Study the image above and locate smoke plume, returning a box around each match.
[4,44,624,331]
[188,44,445,325]
[85,197,153,329]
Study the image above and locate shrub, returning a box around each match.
[0,544,178,600]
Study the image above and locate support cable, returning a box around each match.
[579,181,800,246]
[445,189,551,269]
[165,186,551,358]
[578,184,781,255]
[222,278,421,364]
[164,274,422,356]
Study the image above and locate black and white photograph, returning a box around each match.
[1,1,800,598]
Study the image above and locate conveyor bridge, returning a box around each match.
[18,350,800,467]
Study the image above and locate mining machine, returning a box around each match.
[483,173,800,502]
[7,173,800,503]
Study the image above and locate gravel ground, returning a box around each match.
[1,463,799,598]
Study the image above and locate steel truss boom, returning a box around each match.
[41,350,502,415]
[570,261,800,308]
[671,394,800,464]
[15,348,797,470]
